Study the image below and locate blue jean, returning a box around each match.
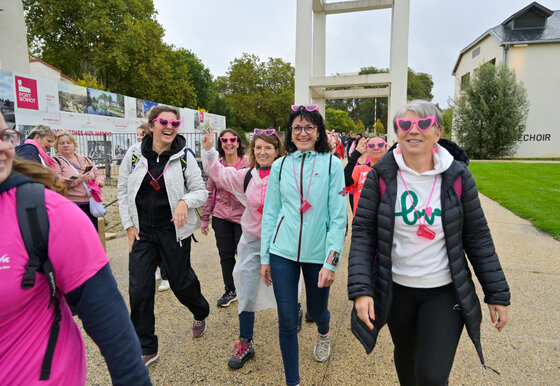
[239,311,255,340]
[270,253,331,386]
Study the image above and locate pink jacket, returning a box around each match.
[201,155,249,227]
[202,149,267,239]
[54,153,105,203]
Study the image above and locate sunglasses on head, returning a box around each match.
[151,116,182,129]
[395,116,436,133]
[254,128,277,136]
[219,136,238,144]
[291,104,319,112]
[367,141,386,149]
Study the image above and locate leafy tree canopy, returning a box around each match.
[23,0,210,109]
[325,108,356,133]
[453,63,529,159]
[215,53,294,130]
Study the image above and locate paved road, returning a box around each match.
[85,195,560,385]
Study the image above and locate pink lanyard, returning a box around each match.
[147,162,171,183]
[399,170,438,226]
[292,152,317,204]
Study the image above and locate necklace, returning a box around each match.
[292,152,317,213]
[398,170,438,240]
[146,162,171,191]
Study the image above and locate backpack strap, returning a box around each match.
[17,183,61,380]
[130,153,139,172]
[379,177,387,198]
[453,176,462,199]
[278,156,287,182]
[243,168,253,193]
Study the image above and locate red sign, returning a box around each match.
[15,76,39,110]
[200,111,204,123]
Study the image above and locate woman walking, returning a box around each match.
[118,105,210,366]
[202,127,284,369]
[260,104,347,386]
[348,100,510,385]
[200,129,249,307]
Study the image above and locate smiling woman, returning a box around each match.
[200,128,249,308]
[259,104,347,385]
[117,105,210,364]
[348,99,511,385]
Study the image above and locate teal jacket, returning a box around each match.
[260,151,347,271]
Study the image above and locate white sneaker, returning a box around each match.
[158,280,170,292]
[155,268,162,281]
[313,331,331,362]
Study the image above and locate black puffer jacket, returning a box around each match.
[347,140,510,366]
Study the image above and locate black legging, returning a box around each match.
[387,282,464,386]
[212,216,242,292]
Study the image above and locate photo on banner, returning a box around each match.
[0,70,15,127]
[59,82,87,113]
[87,88,125,118]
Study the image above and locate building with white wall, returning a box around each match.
[452,2,560,157]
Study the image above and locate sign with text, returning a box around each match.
[15,76,39,110]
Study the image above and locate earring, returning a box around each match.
[431,144,438,155]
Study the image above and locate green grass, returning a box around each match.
[468,162,560,241]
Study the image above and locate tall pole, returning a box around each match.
[374,98,377,133]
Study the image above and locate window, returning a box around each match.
[486,58,496,66]
[472,47,480,58]
[461,73,470,89]
[513,10,546,29]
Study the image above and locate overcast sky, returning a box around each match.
[152,0,558,109]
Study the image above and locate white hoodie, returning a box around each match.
[391,144,455,288]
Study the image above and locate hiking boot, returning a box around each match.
[142,352,159,367]
[305,311,314,323]
[228,338,255,369]
[158,279,170,292]
[217,290,237,307]
[313,331,331,362]
[192,319,207,338]
[297,307,303,333]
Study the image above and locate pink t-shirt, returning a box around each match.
[0,187,109,385]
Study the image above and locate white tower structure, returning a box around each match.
[0,1,31,74]
[295,0,409,142]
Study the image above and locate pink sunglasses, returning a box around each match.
[291,104,319,112]
[395,116,436,133]
[254,128,277,136]
[367,141,386,149]
[151,116,182,129]
[219,136,238,144]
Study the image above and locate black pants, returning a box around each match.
[129,224,210,355]
[212,216,242,292]
[387,283,464,386]
[77,202,98,230]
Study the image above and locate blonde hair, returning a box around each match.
[54,131,78,152]
[27,125,55,140]
[13,158,67,195]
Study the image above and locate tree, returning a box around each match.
[442,107,453,140]
[215,53,294,130]
[325,108,356,133]
[453,63,529,159]
[23,0,201,109]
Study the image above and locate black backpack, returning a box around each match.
[16,182,61,381]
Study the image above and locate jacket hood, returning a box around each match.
[141,134,186,160]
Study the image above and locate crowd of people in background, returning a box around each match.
[1,100,510,386]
